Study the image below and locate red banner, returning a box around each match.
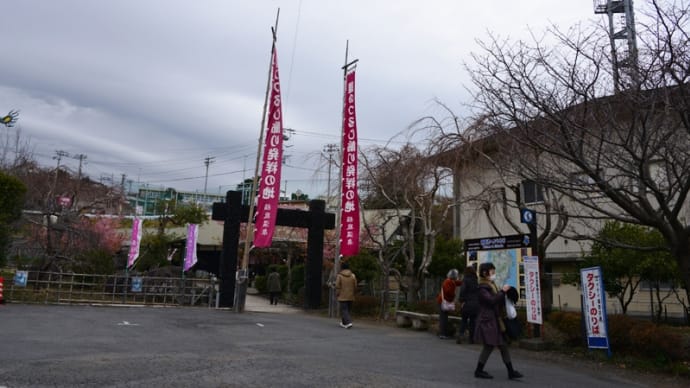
[340,69,360,256]
[254,47,284,247]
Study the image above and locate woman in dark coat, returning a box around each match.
[473,262,523,380]
[266,268,282,305]
[457,264,479,344]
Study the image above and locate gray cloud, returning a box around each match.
[0,0,596,195]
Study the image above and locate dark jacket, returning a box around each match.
[459,273,480,316]
[473,278,507,346]
[267,271,281,293]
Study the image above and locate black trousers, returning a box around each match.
[269,292,280,305]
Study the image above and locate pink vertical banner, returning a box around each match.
[127,217,143,269]
[254,47,284,248]
[340,69,360,256]
[184,223,198,272]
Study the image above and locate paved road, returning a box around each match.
[0,298,683,387]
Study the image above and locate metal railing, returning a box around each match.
[3,271,218,307]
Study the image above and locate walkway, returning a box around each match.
[244,289,302,314]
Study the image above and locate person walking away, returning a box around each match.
[335,261,357,329]
[457,264,479,344]
[266,268,282,305]
[473,262,523,380]
[436,268,462,339]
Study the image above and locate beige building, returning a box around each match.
[442,96,690,320]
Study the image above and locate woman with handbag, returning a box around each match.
[436,268,462,339]
[473,262,523,380]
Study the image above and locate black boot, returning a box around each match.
[506,362,523,379]
[474,362,493,379]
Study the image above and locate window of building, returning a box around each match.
[520,179,544,204]
[639,279,674,291]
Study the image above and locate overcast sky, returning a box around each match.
[0,1,599,198]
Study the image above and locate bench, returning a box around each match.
[395,310,464,332]
[396,311,445,330]
[448,315,463,326]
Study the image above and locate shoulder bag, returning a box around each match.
[440,288,455,312]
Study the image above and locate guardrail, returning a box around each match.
[3,271,218,307]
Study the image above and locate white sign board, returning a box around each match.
[523,256,542,324]
[580,266,610,350]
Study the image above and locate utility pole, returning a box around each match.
[50,150,69,207]
[45,149,68,257]
[204,156,215,195]
[72,153,87,210]
[323,143,338,209]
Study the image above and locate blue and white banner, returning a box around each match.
[580,266,610,350]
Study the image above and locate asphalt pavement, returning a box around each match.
[0,299,685,388]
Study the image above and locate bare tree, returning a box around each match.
[360,208,405,319]
[418,105,569,313]
[1,125,35,172]
[360,143,454,302]
[463,1,690,303]
[11,158,130,271]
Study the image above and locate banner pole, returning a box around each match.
[124,266,128,304]
[330,42,359,318]
[238,9,280,313]
[329,41,349,318]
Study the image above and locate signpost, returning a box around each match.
[520,208,541,337]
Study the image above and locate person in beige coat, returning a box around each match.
[335,261,357,329]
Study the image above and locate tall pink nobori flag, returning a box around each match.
[340,69,360,256]
[127,217,143,269]
[254,46,285,248]
[184,223,198,272]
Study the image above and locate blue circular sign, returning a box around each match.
[521,208,535,224]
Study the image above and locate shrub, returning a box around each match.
[254,275,267,293]
[547,311,584,346]
[607,314,636,351]
[289,264,305,295]
[609,315,688,366]
[353,295,379,316]
[549,312,689,364]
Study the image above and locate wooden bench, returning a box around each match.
[396,311,435,330]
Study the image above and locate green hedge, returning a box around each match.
[548,311,689,363]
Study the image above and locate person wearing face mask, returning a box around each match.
[473,262,523,380]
